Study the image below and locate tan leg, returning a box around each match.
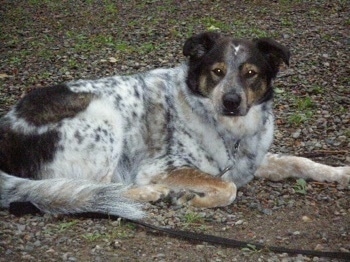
[255,153,350,185]
[123,168,237,208]
[162,168,237,207]
[123,184,171,202]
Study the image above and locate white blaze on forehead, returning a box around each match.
[233,44,241,56]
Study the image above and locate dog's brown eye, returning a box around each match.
[246,70,257,78]
[212,68,225,77]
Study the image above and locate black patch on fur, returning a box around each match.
[183,32,223,97]
[134,86,140,98]
[245,39,289,105]
[183,32,222,59]
[9,202,42,216]
[256,85,274,105]
[0,122,60,178]
[74,130,84,144]
[164,94,175,158]
[15,84,95,126]
[253,38,290,79]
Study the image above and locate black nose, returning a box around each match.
[222,92,241,115]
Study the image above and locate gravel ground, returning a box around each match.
[0,1,349,261]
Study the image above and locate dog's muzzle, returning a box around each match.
[222,92,242,116]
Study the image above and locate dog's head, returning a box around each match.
[183,32,290,116]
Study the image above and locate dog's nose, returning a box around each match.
[222,92,241,115]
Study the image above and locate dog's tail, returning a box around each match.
[0,171,145,219]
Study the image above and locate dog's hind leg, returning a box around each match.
[255,153,350,185]
[125,168,237,208]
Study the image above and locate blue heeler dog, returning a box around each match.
[1,32,349,219]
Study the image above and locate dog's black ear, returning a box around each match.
[183,32,222,59]
[254,38,290,71]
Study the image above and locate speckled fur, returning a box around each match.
[0,32,349,219]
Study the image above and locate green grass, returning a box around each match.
[103,0,118,14]
[8,56,23,66]
[281,18,294,27]
[68,32,117,52]
[295,96,314,111]
[344,129,350,138]
[39,71,52,79]
[68,58,79,69]
[93,35,115,47]
[82,223,136,243]
[308,85,324,95]
[287,96,315,126]
[38,49,55,60]
[182,212,204,227]
[232,22,270,38]
[63,34,156,56]
[288,113,313,125]
[345,18,350,26]
[138,42,156,54]
[43,220,79,235]
[198,17,270,38]
[181,212,207,230]
[293,178,307,195]
[41,219,137,243]
[201,17,231,31]
[83,233,105,242]
[336,105,347,115]
[57,221,78,232]
[241,243,261,254]
[115,41,133,52]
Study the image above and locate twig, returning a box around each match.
[299,150,348,158]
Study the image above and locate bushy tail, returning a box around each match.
[0,171,144,220]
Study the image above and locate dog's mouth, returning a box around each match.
[222,110,242,117]
[221,108,249,117]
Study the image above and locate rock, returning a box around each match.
[292,129,301,139]
[235,220,244,225]
[302,216,312,222]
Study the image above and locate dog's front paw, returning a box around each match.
[123,184,171,202]
[170,190,202,206]
[170,182,237,208]
[337,166,350,185]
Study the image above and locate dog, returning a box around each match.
[0,32,349,220]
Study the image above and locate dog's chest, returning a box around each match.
[169,98,235,175]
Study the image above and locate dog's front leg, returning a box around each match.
[123,184,172,202]
[123,168,237,208]
[255,153,350,185]
[159,168,237,208]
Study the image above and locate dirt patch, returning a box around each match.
[0,1,349,261]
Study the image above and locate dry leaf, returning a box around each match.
[0,73,10,79]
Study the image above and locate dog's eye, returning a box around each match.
[212,68,225,77]
[246,70,257,78]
